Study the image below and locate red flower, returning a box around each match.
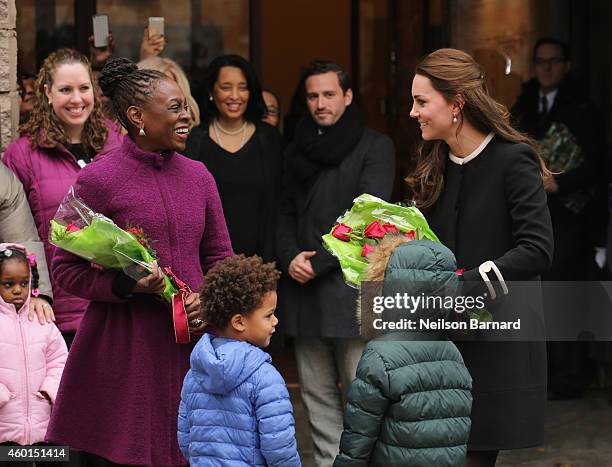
[332,223,353,242]
[455,268,466,276]
[382,223,399,235]
[364,221,387,239]
[126,226,150,249]
[66,222,80,233]
[403,230,415,240]
[361,244,375,257]
[126,226,144,236]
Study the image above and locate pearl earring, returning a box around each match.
[452,115,458,123]
[209,96,213,101]
[139,127,146,137]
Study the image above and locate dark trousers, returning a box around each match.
[544,211,594,397]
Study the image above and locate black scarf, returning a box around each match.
[287,104,365,188]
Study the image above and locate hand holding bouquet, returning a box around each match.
[49,187,194,343]
[322,193,439,287]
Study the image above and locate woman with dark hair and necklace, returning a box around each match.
[185,54,283,263]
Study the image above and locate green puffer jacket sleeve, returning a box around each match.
[335,346,390,466]
[335,339,472,467]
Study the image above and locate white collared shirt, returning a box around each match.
[449,132,495,165]
[539,89,558,113]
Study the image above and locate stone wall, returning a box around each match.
[0,0,17,154]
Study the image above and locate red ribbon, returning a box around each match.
[164,267,191,344]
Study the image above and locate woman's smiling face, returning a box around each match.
[45,62,95,136]
[139,78,192,153]
[410,73,456,142]
[212,66,250,122]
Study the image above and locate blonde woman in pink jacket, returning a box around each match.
[0,243,67,447]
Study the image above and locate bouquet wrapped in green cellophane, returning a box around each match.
[322,193,440,288]
[49,187,192,343]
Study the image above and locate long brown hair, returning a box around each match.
[20,48,108,152]
[405,48,549,208]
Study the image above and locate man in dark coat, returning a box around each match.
[512,37,605,399]
[276,60,395,466]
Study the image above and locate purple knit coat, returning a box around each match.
[2,122,124,333]
[45,136,233,465]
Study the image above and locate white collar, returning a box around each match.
[539,88,558,110]
[539,88,559,100]
[449,132,495,165]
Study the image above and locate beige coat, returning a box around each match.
[0,163,52,299]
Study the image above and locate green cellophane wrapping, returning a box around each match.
[49,216,177,302]
[322,193,440,288]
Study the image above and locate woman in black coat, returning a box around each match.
[184,55,282,262]
[406,49,554,467]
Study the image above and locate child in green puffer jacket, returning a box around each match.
[334,237,473,467]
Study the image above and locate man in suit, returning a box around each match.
[512,37,605,399]
[277,60,395,466]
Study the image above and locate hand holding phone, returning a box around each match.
[140,18,166,60]
[148,17,165,38]
[92,15,109,47]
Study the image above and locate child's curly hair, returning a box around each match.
[200,255,281,330]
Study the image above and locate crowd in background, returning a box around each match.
[0,21,610,467]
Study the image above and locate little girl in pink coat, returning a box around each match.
[0,243,67,446]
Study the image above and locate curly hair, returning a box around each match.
[0,247,39,293]
[20,48,108,153]
[199,255,281,330]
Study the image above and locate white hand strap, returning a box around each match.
[478,261,508,300]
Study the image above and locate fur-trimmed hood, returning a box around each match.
[358,236,459,339]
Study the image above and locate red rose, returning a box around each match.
[382,223,399,235]
[127,226,144,236]
[364,221,387,239]
[455,268,466,276]
[332,223,353,242]
[361,244,375,257]
[66,222,80,233]
[403,230,415,240]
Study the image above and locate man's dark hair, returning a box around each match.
[201,54,266,124]
[301,60,351,94]
[199,255,280,330]
[533,37,570,61]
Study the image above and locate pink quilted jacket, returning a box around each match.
[0,284,67,445]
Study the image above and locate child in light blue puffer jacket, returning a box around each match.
[178,254,301,467]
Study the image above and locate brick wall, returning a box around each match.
[0,0,17,154]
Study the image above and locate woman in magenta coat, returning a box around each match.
[45,58,233,466]
[3,49,123,345]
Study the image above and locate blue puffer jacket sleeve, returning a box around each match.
[255,364,301,467]
[177,381,191,460]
